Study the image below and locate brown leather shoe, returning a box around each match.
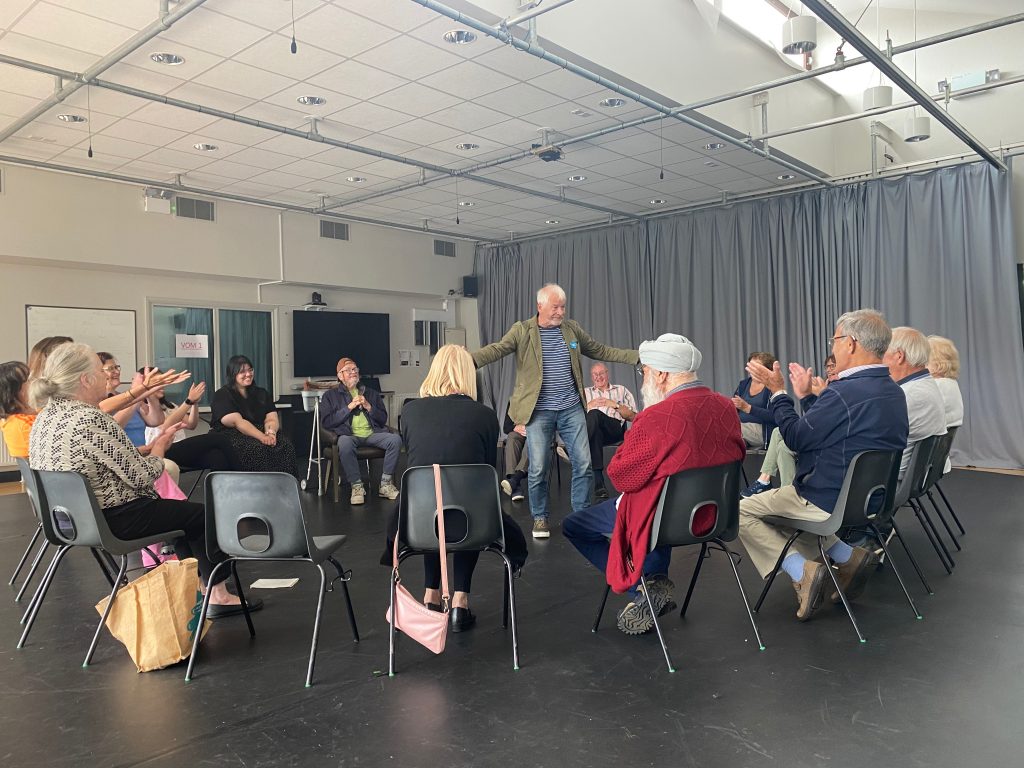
[792,560,828,621]
[830,547,880,603]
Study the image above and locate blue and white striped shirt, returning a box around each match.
[535,326,579,410]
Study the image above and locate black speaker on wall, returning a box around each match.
[462,275,479,297]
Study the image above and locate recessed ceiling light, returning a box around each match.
[567,175,587,181]
[777,173,795,180]
[193,143,217,151]
[455,142,479,150]
[296,95,326,106]
[546,219,559,224]
[57,113,87,123]
[599,98,626,108]
[346,176,365,183]
[443,29,476,44]
[703,160,719,167]
[704,142,725,151]
[458,200,474,207]
[570,108,592,117]
[650,199,666,205]
[150,52,185,65]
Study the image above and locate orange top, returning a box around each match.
[0,413,35,458]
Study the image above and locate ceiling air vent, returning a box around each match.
[175,196,214,221]
[320,219,349,241]
[433,239,456,258]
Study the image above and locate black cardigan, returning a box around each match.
[400,395,498,469]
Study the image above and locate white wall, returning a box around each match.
[0,164,480,400]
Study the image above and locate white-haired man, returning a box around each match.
[584,362,637,500]
[884,326,947,479]
[564,334,745,634]
[473,284,639,539]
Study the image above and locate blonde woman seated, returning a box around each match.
[928,335,963,473]
[742,355,836,497]
[28,343,255,617]
[384,345,528,633]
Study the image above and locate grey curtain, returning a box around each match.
[219,309,274,395]
[474,160,1024,468]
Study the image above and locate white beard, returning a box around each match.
[641,379,665,409]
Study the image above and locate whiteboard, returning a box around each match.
[26,305,137,377]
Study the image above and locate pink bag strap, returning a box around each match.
[392,464,450,608]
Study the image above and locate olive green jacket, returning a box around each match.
[473,316,639,425]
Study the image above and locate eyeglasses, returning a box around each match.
[238,367,255,374]
[634,363,646,377]
[339,367,359,375]
[102,364,121,372]
[828,335,856,349]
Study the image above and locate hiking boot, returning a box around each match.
[830,547,881,603]
[532,517,550,539]
[792,560,828,621]
[350,483,365,505]
[378,478,399,500]
[616,576,676,635]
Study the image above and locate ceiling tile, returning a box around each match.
[192,117,273,147]
[193,59,295,100]
[0,62,60,99]
[357,34,463,80]
[517,104,621,136]
[181,170,242,191]
[236,101,311,130]
[14,119,88,147]
[0,31,97,71]
[115,40,224,82]
[47,0,161,29]
[294,4,400,58]
[343,0,437,32]
[61,87,146,118]
[308,60,406,101]
[255,134,336,159]
[98,117,185,147]
[475,82,564,117]
[419,60,518,101]
[326,101,410,133]
[355,157,419,179]
[598,130,667,155]
[160,7,271,57]
[262,82,358,119]
[223,181,288,197]
[138,146,217,172]
[0,139,65,161]
[473,44,560,81]
[69,134,158,160]
[103,62,191,96]
[370,81,461,117]
[208,0,324,33]
[275,157,345,181]
[471,117,544,146]
[402,146,463,168]
[12,2,134,56]
[379,118,461,147]
[357,133,420,156]
[224,146,296,170]
[247,168,312,190]
[165,82,255,114]
[233,33,344,81]
[167,133,247,158]
[433,103,515,135]
[529,68,605,101]
[195,159,266,181]
[0,0,34,30]
[634,144,704,167]
[407,17,504,59]
[307,146,379,170]
[559,145,625,166]
[0,89,45,116]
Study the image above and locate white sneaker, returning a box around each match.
[378,479,399,500]
[350,483,365,505]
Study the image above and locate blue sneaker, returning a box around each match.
[741,479,772,498]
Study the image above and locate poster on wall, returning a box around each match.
[175,334,209,358]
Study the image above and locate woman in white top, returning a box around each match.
[928,335,963,473]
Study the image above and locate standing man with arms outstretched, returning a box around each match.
[473,284,639,539]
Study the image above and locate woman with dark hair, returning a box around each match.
[0,361,34,458]
[210,355,298,476]
[732,351,778,448]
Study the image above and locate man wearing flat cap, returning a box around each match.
[564,334,745,635]
[473,283,639,539]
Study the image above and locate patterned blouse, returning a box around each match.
[29,396,163,509]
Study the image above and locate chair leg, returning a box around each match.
[639,576,675,673]
[185,560,229,682]
[911,499,955,571]
[84,555,129,667]
[327,556,360,643]
[818,539,865,644]
[18,545,70,645]
[496,551,520,670]
[502,576,509,629]
[332,449,340,504]
[592,584,611,632]
[388,573,398,677]
[926,491,961,552]
[870,525,922,620]
[14,540,49,603]
[305,564,329,687]
[90,548,116,588]
[9,524,43,587]
[230,561,256,638]
[680,543,708,618]
[891,520,933,595]
[717,539,765,651]
[741,463,749,487]
[935,482,965,535]
[753,531,800,612]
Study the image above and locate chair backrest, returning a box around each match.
[649,461,742,549]
[204,471,313,559]
[833,450,902,528]
[34,469,116,549]
[399,464,503,552]
[892,434,940,509]
[14,457,40,517]
[921,426,957,492]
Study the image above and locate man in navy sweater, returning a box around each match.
[738,309,909,622]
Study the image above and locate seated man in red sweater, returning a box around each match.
[564,334,745,635]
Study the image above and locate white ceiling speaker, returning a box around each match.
[904,114,931,143]
[863,85,893,110]
[781,15,817,55]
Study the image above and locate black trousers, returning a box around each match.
[103,497,225,585]
[165,432,240,472]
[586,410,625,474]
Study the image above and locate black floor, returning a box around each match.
[1,461,1021,768]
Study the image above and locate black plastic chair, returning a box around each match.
[389,464,519,675]
[18,469,184,666]
[929,425,964,534]
[918,428,964,545]
[754,450,912,643]
[894,435,955,575]
[9,458,46,599]
[319,426,388,503]
[185,471,360,687]
[592,460,762,673]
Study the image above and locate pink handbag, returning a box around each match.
[385,464,450,654]
[142,470,187,567]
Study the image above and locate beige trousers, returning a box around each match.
[740,422,764,448]
[738,485,836,578]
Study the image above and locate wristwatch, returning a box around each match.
[184,398,195,406]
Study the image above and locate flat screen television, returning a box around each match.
[292,310,391,377]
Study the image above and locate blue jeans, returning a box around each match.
[526,406,591,520]
[563,499,671,595]
[336,432,402,484]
